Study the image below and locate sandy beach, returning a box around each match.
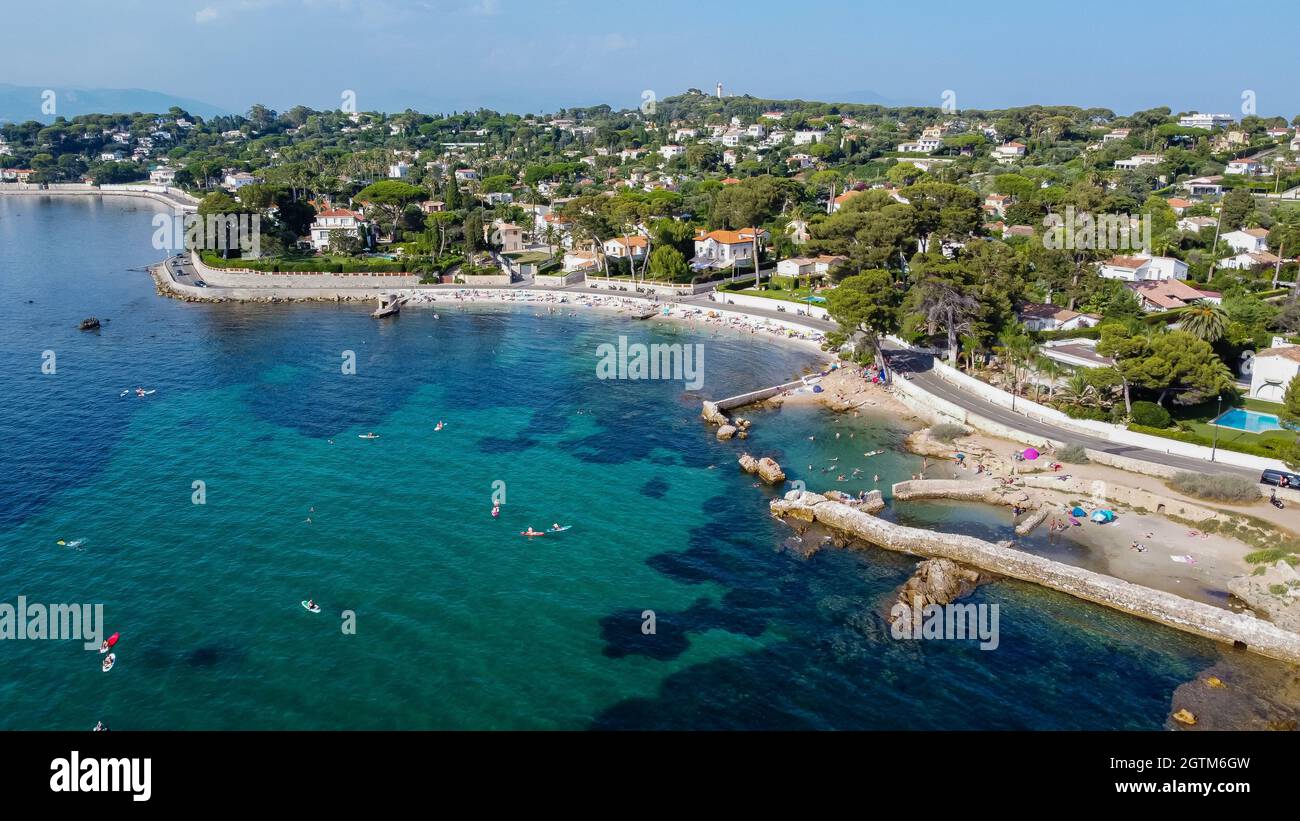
[398,288,835,353]
[786,366,1290,607]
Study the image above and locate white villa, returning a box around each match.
[309,208,368,251]
[993,142,1027,161]
[1114,154,1163,170]
[1016,303,1101,332]
[1097,254,1188,282]
[603,235,648,260]
[223,171,261,190]
[1222,228,1269,253]
[691,227,769,270]
[776,254,847,279]
[1178,112,1234,130]
[1225,158,1264,176]
[1250,344,1300,402]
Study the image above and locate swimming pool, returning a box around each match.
[1212,407,1286,433]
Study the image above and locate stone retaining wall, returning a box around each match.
[771,490,1300,664]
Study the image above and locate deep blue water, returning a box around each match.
[0,195,1221,729]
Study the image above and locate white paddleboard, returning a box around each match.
[302,601,321,613]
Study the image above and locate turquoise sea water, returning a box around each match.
[0,196,1227,729]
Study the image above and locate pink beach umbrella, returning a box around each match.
[1022,447,1040,461]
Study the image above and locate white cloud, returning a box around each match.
[195,6,220,23]
[597,33,635,52]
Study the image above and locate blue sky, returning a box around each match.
[5,0,1296,117]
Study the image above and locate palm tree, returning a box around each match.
[994,332,1037,398]
[1179,302,1229,342]
[1056,372,1095,410]
[958,333,982,372]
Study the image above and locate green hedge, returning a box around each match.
[201,251,410,274]
[1130,400,1171,428]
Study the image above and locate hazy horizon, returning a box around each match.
[2,0,1296,120]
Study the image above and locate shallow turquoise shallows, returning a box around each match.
[0,196,1228,729]
[1212,408,1284,434]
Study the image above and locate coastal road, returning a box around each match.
[883,343,1260,480]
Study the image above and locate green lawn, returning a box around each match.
[731,288,823,304]
[505,251,554,265]
[1161,396,1297,456]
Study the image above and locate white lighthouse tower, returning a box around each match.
[716,82,723,99]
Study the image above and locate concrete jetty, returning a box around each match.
[771,489,1300,665]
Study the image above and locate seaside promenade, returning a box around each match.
[151,252,1263,481]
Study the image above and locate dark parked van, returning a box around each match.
[1260,469,1300,488]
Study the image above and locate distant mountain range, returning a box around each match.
[0,84,230,124]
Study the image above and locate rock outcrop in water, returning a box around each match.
[78,317,101,331]
[701,400,729,427]
[716,424,737,441]
[737,453,786,484]
[889,558,989,625]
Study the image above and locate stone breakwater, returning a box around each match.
[769,489,1300,665]
[892,478,1050,536]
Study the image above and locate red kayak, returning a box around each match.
[521,530,545,537]
[99,632,119,654]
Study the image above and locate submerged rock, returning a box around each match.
[1168,653,1300,730]
[78,317,101,331]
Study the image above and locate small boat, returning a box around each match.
[547,525,571,533]
[100,632,119,654]
[302,600,321,613]
[358,433,380,440]
[521,529,545,538]
[102,653,115,673]
[862,450,883,457]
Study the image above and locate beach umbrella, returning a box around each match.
[1071,506,1087,517]
[1022,447,1040,460]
